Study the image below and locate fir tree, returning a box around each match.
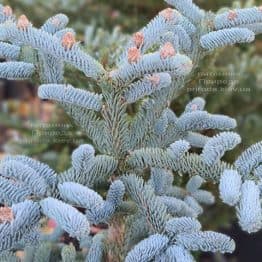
[0,1,261,261]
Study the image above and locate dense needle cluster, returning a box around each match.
[0,0,261,261]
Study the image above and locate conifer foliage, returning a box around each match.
[0,1,261,261]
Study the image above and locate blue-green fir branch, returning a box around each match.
[41,225,64,243]
[164,0,204,23]
[175,153,233,181]
[58,182,104,209]
[0,200,41,252]
[0,176,31,205]
[0,23,105,79]
[165,217,201,237]
[175,231,235,253]
[59,181,124,224]
[0,5,15,24]
[127,147,173,170]
[127,140,190,171]
[55,28,76,39]
[184,97,206,113]
[111,52,192,85]
[40,197,90,240]
[242,22,262,35]
[219,169,242,206]
[3,155,57,190]
[124,73,171,103]
[38,52,64,84]
[125,234,169,262]
[175,111,237,133]
[159,196,198,217]
[200,28,255,51]
[235,141,262,176]
[168,140,190,160]
[39,14,68,84]
[106,180,125,207]
[166,185,187,199]
[184,132,209,148]
[59,103,107,153]
[124,214,149,253]
[190,190,215,205]
[0,251,19,262]
[214,7,262,30]
[254,165,262,178]
[23,246,38,262]
[38,84,103,111]
[0,61,34,79]
[186,175,204,193]
[156,245,195,262]
[119,8,182,62]
[122,174,170,233]
[101,92,130,156]
[71,144,95,173]
[173,25,192,52]
[16,226,40,248]
[160,31,180,51]
[41,13,69,34]
[86,180,125,224]
[85,234,105,262]
[154,108,170,135]
[201,132,241,166]
[61,244,76,262]
[129,99,157,149]
[30,242,52,262]
[0,160,50,196]
[163,175,214,208]
[184,195,203,216]
[0,41,20,60]
[237,180,262,233]
[150,168,174,196]
[179,16,196,36]
[58,154,118,186]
